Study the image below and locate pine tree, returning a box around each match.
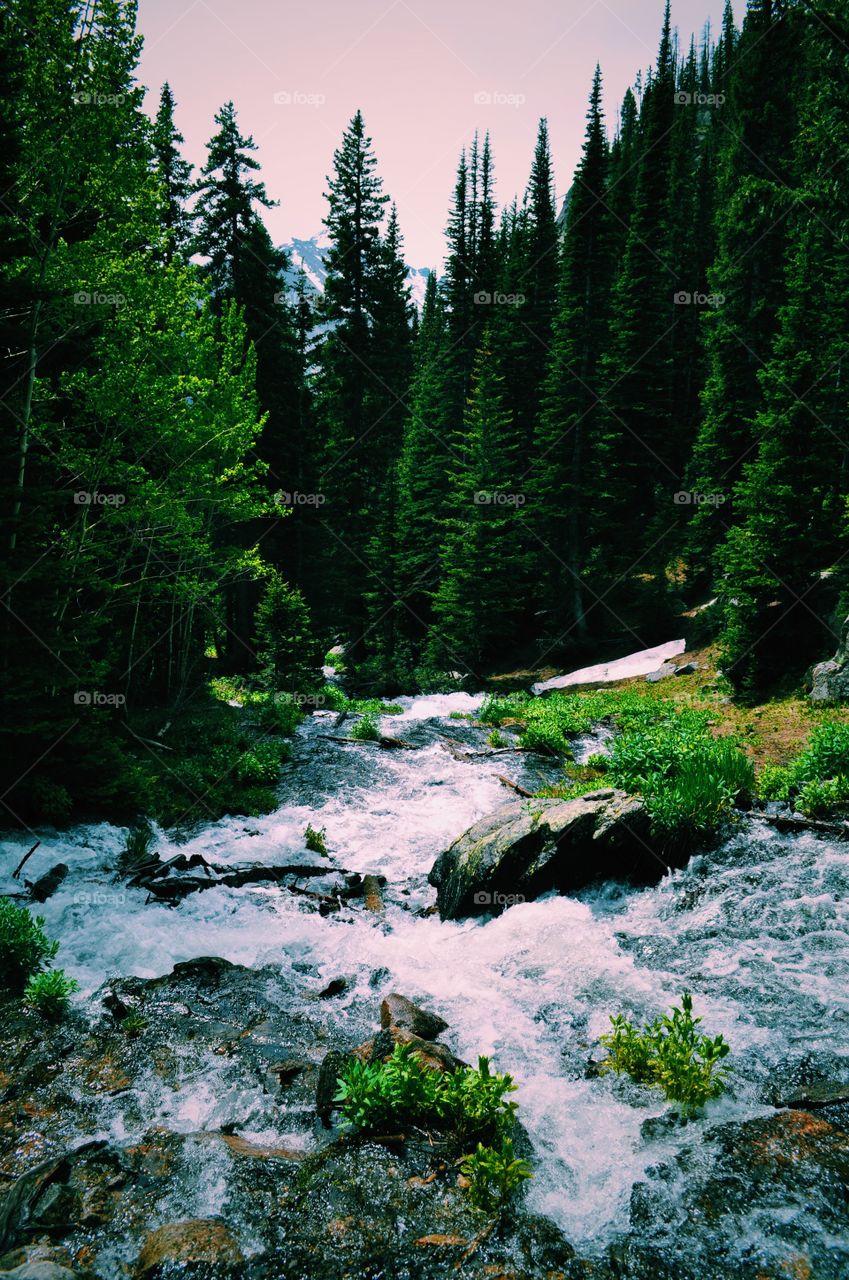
[717,10,848,694]
[427,338,524,675]
[529,66,615,646]
[686,0,807,577]
[151,82,193,260]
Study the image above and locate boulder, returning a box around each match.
[134,1220,243,1277]
[27,865,68,903]
[811,616,849,702]
[645,663,677,683]
[429,791,655,921]
[380,993,448,1040]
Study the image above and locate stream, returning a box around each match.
[3,692,849,1275]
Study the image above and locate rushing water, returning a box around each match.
[3,692,849,1259]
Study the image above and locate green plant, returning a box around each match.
[487,730,507,748]
[600,992,730,1114]
[797,774,849,817]
[334,1045,520,1146]
[121,1012,148,1038]
[120,822,155,870]
[305,823,329,855]
[23,968,78,1020]
[585,753,610,771]
[254,571,319,692]
[350,714,381,742]
[0,898,60,992]
[756,763,793,802]
[461,1138,532,1212]
[324,649,346,672]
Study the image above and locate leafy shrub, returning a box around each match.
[0,898,60,992]
[797,775,849,817]
[487,730,507,748]
[585,753,610,771]
[757,763,793,802]
[119,823,155,871]
[461,1138,532,1212]
[600,992,730,1114]
[23,969,78,1020]
[324,650,346,672]
[304,823,329,855]
[334,1044,520,1146]
[350,714,380,742]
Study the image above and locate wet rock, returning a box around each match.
[0,1265,82,1279]
[134,1220,243,1277]
[673,661,699,676]
[216,1134,304,1163]
[0,1143,105,1252]
[318,977,349,999]
[361,873,384,912]
[429,791,654,920]
[26,865,68,903]
[316,1050,352,1127]
[380,993,448,1041]
[364,1026,465,1074]
[775,1081,849,1111]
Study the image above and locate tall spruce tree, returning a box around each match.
[151,82,193,260]
[529,66,615,646]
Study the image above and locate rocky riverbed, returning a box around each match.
[2,693,849,1278]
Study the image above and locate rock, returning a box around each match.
[0,1265,81,1279]
[363,1026,466,1074]
[776,1081,849,1111]
[26,865,68,903]
[380,993,448,1041]
[645,662,677,683]
[429,792,654,921]
[316,1050,351,1126]
[673,661,699,676]
[361,873,384,912]
[134,1220,243,1277]
[217,1133,304,1162]
[811,614,849,702]
[318,977,349,999]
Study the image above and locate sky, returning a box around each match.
[136,0,742,269]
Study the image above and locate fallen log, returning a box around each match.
[496,775,533,798]
[749,812,849,839]
[362,873,384,912]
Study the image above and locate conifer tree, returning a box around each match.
[151,82,193,260]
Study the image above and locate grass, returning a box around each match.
[304,823,329,855]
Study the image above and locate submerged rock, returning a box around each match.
[134,1219,243,1277]
[429,791,654,920]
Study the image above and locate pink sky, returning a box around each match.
[136,0,742,268]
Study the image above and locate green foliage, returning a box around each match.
[350,714,381,742]
[121,1013,148,1038]
[254,573,319,693]
[304,824,329,855]
[600,992,731,1114]
[23,969,78,1021]
[334,1044,520,1146]
[487,730,508,748]
[461,1138,533,1212]
[324,651,346,672]
[0,898,60,993]
[756,721,849,816]
[119,823,155,871]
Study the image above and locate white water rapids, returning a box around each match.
[3,691,849,1256]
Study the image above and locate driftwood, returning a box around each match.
[12,841,40,879]
[496,775,533,798]
[750,812,849,839]
[319,733,415,750]
[362,873,385,912]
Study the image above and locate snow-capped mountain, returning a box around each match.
[280,231,431,310]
